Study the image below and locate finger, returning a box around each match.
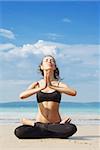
[66,118,71,123]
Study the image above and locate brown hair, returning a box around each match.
[38,55,60,80]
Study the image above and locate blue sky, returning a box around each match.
[0,1,99,102]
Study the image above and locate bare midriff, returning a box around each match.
[36,101,61,123]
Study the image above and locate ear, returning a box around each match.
[40,65,43,70]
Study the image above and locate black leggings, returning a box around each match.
[14,122,77,139]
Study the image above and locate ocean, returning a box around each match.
[0,101,100,125]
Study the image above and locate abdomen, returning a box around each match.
[36,102,61,123]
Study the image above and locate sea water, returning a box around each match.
[0,101,100,125]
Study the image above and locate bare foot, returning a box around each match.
[21,118,35,126]
[60,117,71,124]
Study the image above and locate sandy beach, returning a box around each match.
[0,124,100,150]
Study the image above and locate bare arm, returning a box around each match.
[27,82,39,90]
[19,87,41,99]
[19,81,46,99]
[45,70,77,96]
[49,82,77,96]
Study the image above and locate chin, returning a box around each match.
[45,68,52,70]
[45,67,52,70]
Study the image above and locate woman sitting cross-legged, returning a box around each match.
[14,55,77,139]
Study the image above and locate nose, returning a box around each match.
[48,60,51,63]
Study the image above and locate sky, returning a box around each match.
[0,1,100,102]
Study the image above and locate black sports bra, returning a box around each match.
[36,90,61,103]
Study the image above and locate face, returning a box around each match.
[41,56,56,71]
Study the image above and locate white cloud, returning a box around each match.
[0,28,15,39]
[62,17,71,23]
[0,40,57,60]
[0,40,99,83]
[0,43,16,51]
[0,40,99,66]
[45,33,64,40]
[34,40,57,55]
[0,40,99,102]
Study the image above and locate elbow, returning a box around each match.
[73,90,77,96]
[19,93,25,99]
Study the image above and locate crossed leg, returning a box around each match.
[21,116,71,126]
[21,118,35,126]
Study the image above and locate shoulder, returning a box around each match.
[37,79,45,87]
[38,79,44,84]
[58,81,69,88]
[51,80,68,88]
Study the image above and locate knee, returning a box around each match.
[14,127,23,139]
[64,123,77,138]
[71,123,77,134]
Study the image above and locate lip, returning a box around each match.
[43,62,54,67]
[47,63,53,66]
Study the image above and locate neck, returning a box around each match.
[43,70,55,81]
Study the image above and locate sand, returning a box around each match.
[0,125,100,150]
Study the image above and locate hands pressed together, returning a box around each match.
[38,70,55,90]
[20,68,77,99]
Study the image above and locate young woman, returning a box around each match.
[14,55,77,139]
